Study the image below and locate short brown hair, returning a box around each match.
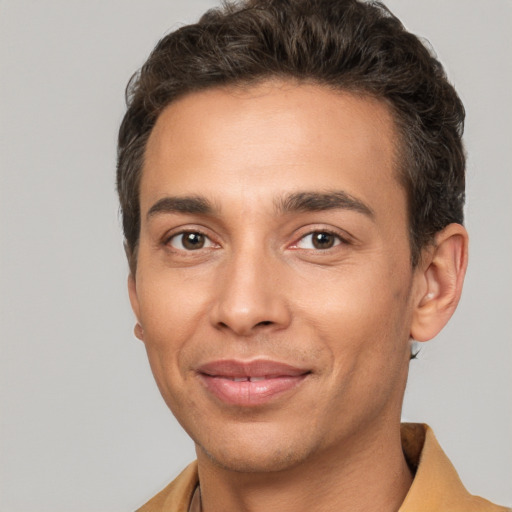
[117,0,465,273]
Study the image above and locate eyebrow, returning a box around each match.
[147,196,215,219]
[146,190,374,220]
[275,191,374,218]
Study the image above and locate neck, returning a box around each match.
[196,421,413,512]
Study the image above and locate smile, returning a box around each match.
[197,359,310,406]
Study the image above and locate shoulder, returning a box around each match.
[136,461,199,512]
[399,423,510,512]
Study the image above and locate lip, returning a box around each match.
[197,359,310,406]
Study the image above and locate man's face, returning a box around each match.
[130,81,421,473]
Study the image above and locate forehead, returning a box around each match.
[141,81,404,221]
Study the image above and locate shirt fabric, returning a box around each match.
[136,423,510,512]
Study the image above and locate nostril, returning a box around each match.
[256,321,273,327]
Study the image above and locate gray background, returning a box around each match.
[0,1,510,510]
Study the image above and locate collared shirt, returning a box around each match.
[136,423,510,512]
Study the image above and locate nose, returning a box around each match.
[210,246,292,336]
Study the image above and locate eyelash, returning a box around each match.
[164,230,217,251]
[163,228,349,253]
[291,229,348,251]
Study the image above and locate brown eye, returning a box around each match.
[170,232,211,251]
[296,231,341,250]
[312,232,336,249]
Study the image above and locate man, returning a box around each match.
[116,0,510,510]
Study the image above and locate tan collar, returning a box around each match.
[398,423,508,511]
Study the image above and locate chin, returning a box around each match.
[199,441,311,473]
[193,418,325,474]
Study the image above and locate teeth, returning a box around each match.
[230,376,267,382]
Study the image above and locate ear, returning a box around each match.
[410,223,469,342]
[128,274,144,341]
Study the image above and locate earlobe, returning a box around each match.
[410,223,468,342]
[134,322,144,341]
[128,275,144,341]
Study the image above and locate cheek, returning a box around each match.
[138,269,208,339]
[135,276,206,392]
[138,284,204,421]
[304,263,413,375]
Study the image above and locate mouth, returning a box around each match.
[196,359,311,407]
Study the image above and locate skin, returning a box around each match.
[128,81,468,512]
